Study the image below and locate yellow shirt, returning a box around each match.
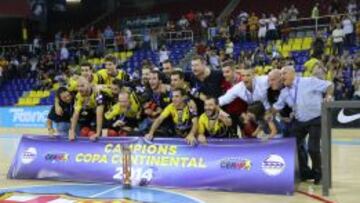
[104,92,141,121]
[74,87,112,112]
[198,113,227,137]
[97,69,128,85]
[303,57,319,75]
[161,102,197,134]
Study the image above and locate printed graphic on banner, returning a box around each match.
[8,136,296,195]
[332,108,360,128]
[0,106,51,128]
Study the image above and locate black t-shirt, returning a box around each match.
[48,101,73,123]
[267,88,292,117]
[188,70,224,98]
[186,70,224,113]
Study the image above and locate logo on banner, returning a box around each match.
[220,158,252,170]
[45,153,69,163]
[262,154,285,176]
[21,147,37,164]
[337,109,360,123]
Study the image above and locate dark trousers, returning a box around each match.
[292,117,321,180]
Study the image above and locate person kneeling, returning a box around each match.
[197,97,232,144]
[145,88,198,145]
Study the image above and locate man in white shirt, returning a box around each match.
[273,66,333,184]
[342,15,354,47]
[219,67,270,109]
[267,14,278,41]
[332,23,345,55]
[60,44,69,61]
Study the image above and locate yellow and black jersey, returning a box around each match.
[74,87,112,113]
[96,69,128,85]
[104,92,141,128]
[198,113,228,138]
[67,74,100,93]
[160,101,197,136]
[104,92,141,121]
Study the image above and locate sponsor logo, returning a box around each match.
[9,108,48,123]
[21,147,37,164]
[262,154,285,176]
[337,109,360,124]
[220,158,252,170]
[45,153,69,163]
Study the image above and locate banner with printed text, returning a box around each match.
[8,136,295,195]
[0,106,51,128]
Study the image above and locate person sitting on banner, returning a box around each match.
[47,87,74,137]
[239,101,281,139]
[197,97,233,144]
[145,88,198,145]
[103,90,142,136]
[68,76,112,141]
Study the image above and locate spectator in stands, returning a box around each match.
[209,50,220,70]
[60,44,69,61]
[312,32,325,58]
[142,29,151,50]
[238,21,247,43]
[0,66,3,86]
[124,28,133,51]
[225,38,234,56]
[311,3,320,19]
[280,21,291,43]
[266,14,278,41]
[353,57,360,100]
[258,14,267,42]
[115,31,125,52]
[237,10,249,24]
[248,12,259,41]
[342,15,355,47]
[178,15,190,30]
[288,4,299,21]
[103,25,114,40]
[33,35,41,56]
[47,87,74,136]
[332,23,345,56]
[357,19,360,45]
[347,0,357,20]
[150,29,158,51]
[159,45,169,64]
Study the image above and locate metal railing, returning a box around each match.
[1,30,194,53]
[208,12,359,41]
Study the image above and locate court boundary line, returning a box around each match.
[89,185,122,198]
[0,183,204,203]
[296,190,336,203]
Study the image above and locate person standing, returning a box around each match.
[273,66,334,184]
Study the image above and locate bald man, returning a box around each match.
[267,69,293,137]
[273,66,334,184]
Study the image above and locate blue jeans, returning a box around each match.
[55,122,70,137]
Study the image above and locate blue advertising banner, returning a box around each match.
[8,136,296,195]
[0,106,50,128]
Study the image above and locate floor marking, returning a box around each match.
[89,186,122,198]
[296,190,336,203]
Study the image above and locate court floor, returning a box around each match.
[0,128,359,203]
